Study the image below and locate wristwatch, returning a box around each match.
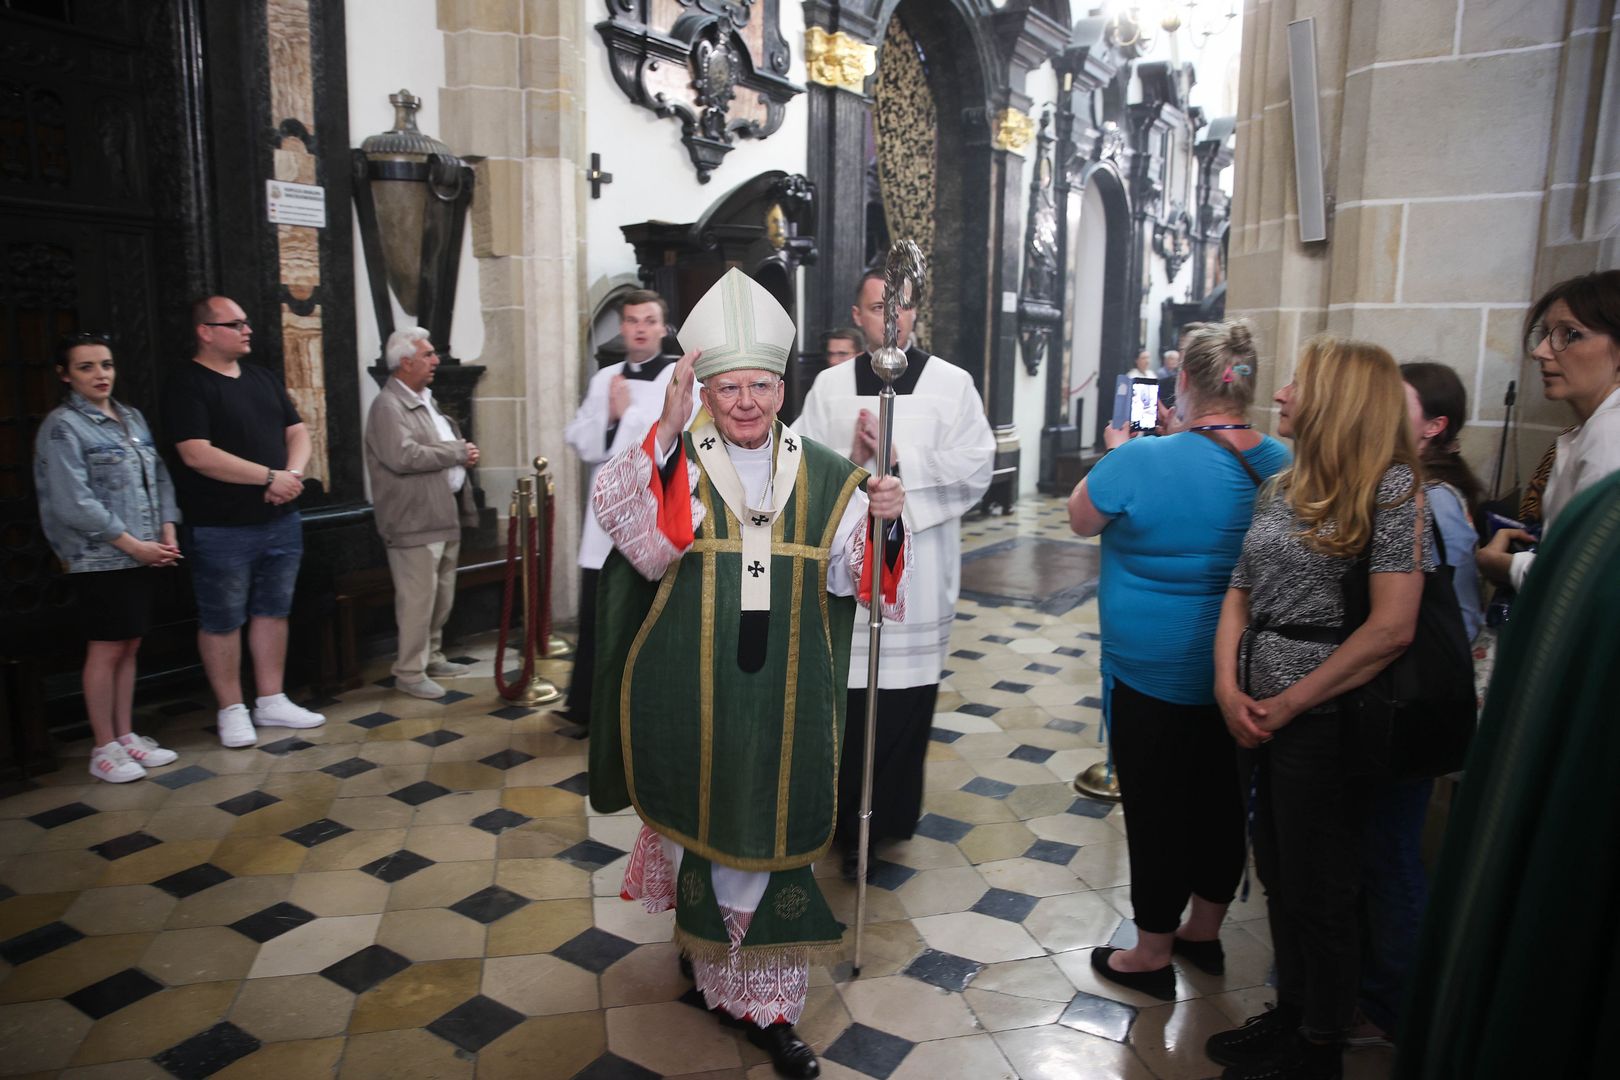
[265,467,275,486]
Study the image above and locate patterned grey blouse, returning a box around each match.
[1230,463,1436,708]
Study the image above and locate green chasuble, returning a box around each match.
[589,428,867,874]
[1398,472,1620,1079]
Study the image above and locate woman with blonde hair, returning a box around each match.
[1205,338,1432,1080]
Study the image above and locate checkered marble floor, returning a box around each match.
[0,497,1396,1079]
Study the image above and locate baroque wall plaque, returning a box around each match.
[597,0,803,182]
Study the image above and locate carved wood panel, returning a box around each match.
[597,0,802,181]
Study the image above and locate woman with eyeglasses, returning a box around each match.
[34,333,183,782]
[1477,270,1620,587]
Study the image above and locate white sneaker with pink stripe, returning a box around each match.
[117,733,178,767]
[89,741,146,783]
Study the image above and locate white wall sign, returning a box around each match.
[266,180,327,227]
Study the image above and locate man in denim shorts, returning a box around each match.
[164,296,325,747]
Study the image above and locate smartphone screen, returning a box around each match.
[1130,378,1160,431]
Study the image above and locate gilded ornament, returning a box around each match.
[804,27,876,93]
[774,884,809,920]
[766,203,788,250]
[680,868,707,907]
[993,108,1037,153]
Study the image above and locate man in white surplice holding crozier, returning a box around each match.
[793,268,996,878]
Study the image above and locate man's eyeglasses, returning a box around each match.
[203,319,252,332]
[1526,324,1590,353]
[709,378,780,402]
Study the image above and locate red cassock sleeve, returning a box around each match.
[641,425,694,551]
[857,516,906,608]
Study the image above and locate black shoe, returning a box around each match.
[746,1022,820,1078]
[1089,946,1175,1001]
[1221,1037,1341,1080]
[1172,935,1226,975]
[1206,1003,1302,1068]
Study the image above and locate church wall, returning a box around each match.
[331,0,591,620]
[1227,0,1619,490]
[344,0,487,484]
[581,3,810,299]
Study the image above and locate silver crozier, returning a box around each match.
[853,239,925,974]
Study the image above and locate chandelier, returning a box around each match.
[1104,1,1239,51]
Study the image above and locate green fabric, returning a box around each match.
[589,428,866,872]
[674,853,843,954]
[1399,471,1620,1079]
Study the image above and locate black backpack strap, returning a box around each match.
[1192,429,1264,487]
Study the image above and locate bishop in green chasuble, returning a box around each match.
[585,271,907,1073]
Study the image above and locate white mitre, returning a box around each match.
[679,267,797,382]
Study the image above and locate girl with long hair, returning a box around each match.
[1206,338,1432,1080]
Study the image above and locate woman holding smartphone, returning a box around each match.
[1068,320,1290,999]
[1206,338,1431,1080]
[35,332,183,782]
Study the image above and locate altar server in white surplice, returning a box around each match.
[793,268,995,877]
[562,290,697,725]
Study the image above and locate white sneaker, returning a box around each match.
[252,693,326,729]
[89,741,147,783]
[426,659,471,678]
[217,704,257,748]
[117,733,178,767]
[396,677,446,700]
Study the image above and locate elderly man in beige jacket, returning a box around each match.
[364,327,479,699]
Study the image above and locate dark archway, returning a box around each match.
[863,0,994,397]
[1082,163,1135,449]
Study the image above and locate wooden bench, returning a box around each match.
[331,546,511,690]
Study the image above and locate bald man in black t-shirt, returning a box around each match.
[164,296,326,748]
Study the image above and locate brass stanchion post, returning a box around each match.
[533,456,574,659]
[514,474,562,707]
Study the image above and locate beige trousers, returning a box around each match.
[386,539,460,682]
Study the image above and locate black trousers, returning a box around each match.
[564,567,599,719]
[1109,678,1246,934]
[1242,710,1367,1040]
[835,683,938,848]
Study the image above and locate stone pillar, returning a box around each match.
[439,0,587,617]
[802,24,877,359]
[984,104,1036,512]
[1227,0,1618,486]
[983,6,1072,510]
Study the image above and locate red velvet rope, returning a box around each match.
[493,512,540,700]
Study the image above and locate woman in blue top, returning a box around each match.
[35,333,183,783]
[1068,320,1291,999]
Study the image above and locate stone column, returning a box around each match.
[439,0,588,617]
[802,24,877,357]
[1227,0,1618,484]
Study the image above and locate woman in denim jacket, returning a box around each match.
[34,333,183,783]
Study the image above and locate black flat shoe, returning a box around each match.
[746,1022,820,1078]
[1090,946,1175,1001]
[1173,935,1226,975]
